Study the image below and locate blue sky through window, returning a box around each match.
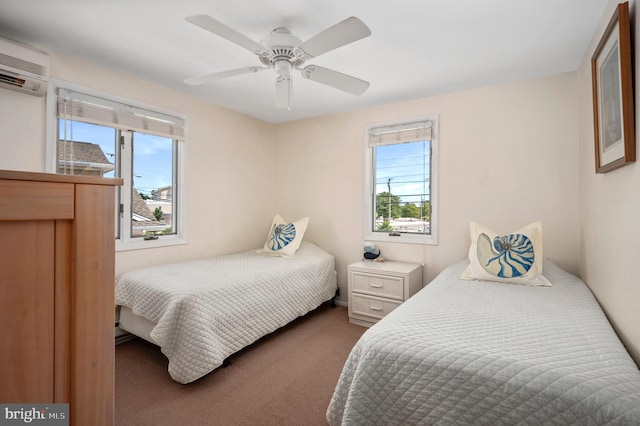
[375,140,431,206]
[59,120,174,196]
[132,132,173,197]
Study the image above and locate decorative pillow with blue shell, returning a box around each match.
[460,221,551,286]
[259,214,309,256]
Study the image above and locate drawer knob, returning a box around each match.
[369,282,383,288]
[370,305,383,311]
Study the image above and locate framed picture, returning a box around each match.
[592,1,635,173]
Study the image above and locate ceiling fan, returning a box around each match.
[184,14,371,110]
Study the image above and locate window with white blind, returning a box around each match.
[48,83,186,250]
[364,116,438,245]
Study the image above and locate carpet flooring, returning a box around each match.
[115,304,366,425]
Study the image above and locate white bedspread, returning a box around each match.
[116,241,336,384]
[327,260,640,425]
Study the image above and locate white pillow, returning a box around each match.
[259,214,309,256]
[460,221,551,286]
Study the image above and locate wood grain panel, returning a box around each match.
[54,220,72,403]
[0,179,74,221]
[70,184,115,426]
[0,221,55,402]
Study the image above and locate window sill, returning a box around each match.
[116,235,187,252]
[364,232,438,246]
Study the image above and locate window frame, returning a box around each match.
[45,79,187,252]
[363,115,439,245]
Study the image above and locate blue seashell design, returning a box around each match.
[267,222,296,251]
[477,232,534,278]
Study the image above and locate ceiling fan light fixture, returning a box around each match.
[275,75,292,110]
[275,59,292,76]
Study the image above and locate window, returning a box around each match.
[50,84,186,250]
[364,116,438,245]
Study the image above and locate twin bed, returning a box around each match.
[327,259,640,425]
[116,240,337,384]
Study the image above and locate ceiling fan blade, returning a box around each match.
[301,65,369,95]
[186,14,265,54]
[274,75,293,110]
[297,17,371,59]
[184,66,264,85]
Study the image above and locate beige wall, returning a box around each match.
[577,0,640,364]
[275,72,579,301]
[0,89,46,172]
[0,47,278,275]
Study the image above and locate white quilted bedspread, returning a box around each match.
[116,241,336,384]
[327,260,640,425]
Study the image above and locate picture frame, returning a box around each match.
[591,1,635,173]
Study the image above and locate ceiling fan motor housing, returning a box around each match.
[259,27,305,70]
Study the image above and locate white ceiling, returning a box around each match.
[0,0,607,124]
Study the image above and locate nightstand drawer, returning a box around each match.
[348,260,422,327]
[351,293,402,320]
[352,272,403,300]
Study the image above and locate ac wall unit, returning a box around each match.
[0,36,49,96]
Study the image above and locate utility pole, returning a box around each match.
[387,178,392,224]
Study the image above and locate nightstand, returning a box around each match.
[348,260,423,327]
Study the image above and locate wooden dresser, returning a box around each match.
[0,170,122,425]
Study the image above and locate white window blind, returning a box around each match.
[57,88,185,140]
[368,120,432,147]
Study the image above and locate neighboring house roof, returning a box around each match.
[132,190,162,224]
[58,140,115,173]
